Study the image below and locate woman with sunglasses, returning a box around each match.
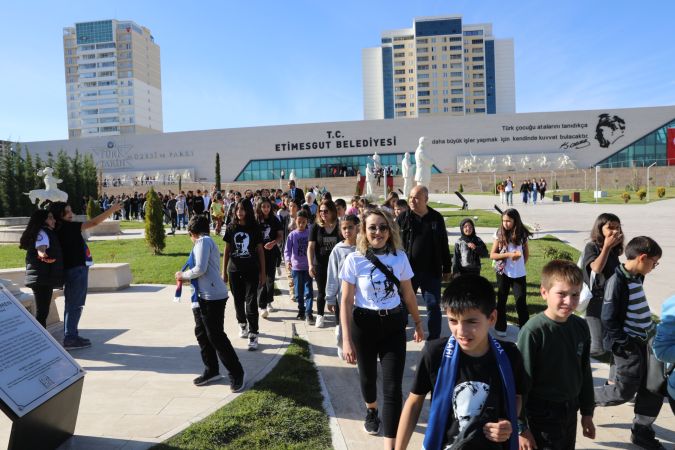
[340,208,423,449]
[308,199,342,328]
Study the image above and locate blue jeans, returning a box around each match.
[505,191,513,205]
[411,272,441,340]
[64,265,89,338]
[177,213,186,229]
[292,270,313,315]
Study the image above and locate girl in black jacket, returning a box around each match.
[19,210,64,328]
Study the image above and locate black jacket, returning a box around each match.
[601,264,643,352]
[397,207,451,277]
[25,227,64,289]
[287,188,305,205]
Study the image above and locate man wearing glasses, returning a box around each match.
[397,185,452,340]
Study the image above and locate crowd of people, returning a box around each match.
[18,178,674,450]
[496,176,548,206]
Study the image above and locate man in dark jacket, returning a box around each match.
[397,185,452,340]
[286,180,304,206]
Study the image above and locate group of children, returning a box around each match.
[178,188,672,449]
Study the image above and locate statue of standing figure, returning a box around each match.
[365,163,374,196]
[372,152,381,171]
[414,137,433,187]
[401,152,414,198]
[26,167,68,206]
[289,169,296,181]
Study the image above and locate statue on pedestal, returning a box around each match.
[401,152,414,198]
[289,169,296,181]
[414,137,433,187]
[365,163,373,196]
[372,152,381,171]
[26,167,68,206]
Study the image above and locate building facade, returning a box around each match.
[363,15,515,120]
[63,20,163,139]
[22,106,675,185]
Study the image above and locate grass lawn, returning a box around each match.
[153,337,331,450]
[550,188,675,204]
[428,201,459,209]
[0,234,195,285]
[116,220,172,230]
[442,208,502,228]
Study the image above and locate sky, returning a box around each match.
[2,0,675,143]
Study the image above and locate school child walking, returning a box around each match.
[490,208,532,337]
[451,218,488,277]
[223,199,265,351]
[256,197,283,318]
[284,210,314,323]
[517,260,596,450]
[594,236,667,449]
[325,214,359,359]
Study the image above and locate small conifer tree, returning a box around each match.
[86,197,101,219]
[215,153,221,191]
[144,188,166,254]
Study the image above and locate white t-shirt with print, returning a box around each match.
[339,250,414,310]
[493,231,527,278]
[35,230,50,249]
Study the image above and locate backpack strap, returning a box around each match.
[365,249,401,291]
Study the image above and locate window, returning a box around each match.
[473,65,484,70]
[451,89,463,94]
[473,90,485,96]
[417,65,429,70]
[451,80,463,86]
[451,98,463,103]
[449,45,462,51]
[395,86,406,92]
[418,73,429,79]
[473,81,484,87]
[419,99,430,105]
[417,56,429,62]
[416,38,428,44]
[463,30,483,36]
[99,71,114,77]
[472,73,484,79]
[419,108,431,114]
[452,106,464,112]
[450,71,462,77]
[394,69,405,74]
[450,54,462,60]
[472,56,484,62]
[393,44,404,49]
[396,111,407,117]
[395,94,406,100]
[418,91,430,96]
[417,47,428,53]
[472,48,483,53]
[474,108,486,113]
[418,82,430,88]
[471,39,484,44]
[395,103,406,108]
[394,52,405,57]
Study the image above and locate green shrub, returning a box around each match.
[542,246,573,261]
[621,192,631,203]
[144,188,166,255]
[458,183,464,193]
[85,197,101,219]
[636,189,647,201]
[657,187,666,198]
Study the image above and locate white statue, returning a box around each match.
[365,163,373,195]
[401,152,414,197]
[502,155,513,170]
[289,169,296,181]
[26,167,68,206]
[558,154,575,169]
[414,137,433,186]
[372,152,381,171]
[520,155,531,170]
[485,156,496,172]
[537,155,550,169]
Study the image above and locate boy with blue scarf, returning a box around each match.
[517,260,595,450]
[396,275,526,450]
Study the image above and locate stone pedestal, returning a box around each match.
[0,279,62,330]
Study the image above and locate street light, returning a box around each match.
[647,162,657,202]
[595,165,599,204]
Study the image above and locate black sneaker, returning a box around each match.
[193,372,222,386]
[230,371,246,393]
[631,424,666,450]
[296,313,306,321]
[364,408,381,435]
[78,336,92,345]
[63,336,92,351]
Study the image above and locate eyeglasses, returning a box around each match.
[367,224,389,233]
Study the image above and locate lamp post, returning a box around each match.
[647,162,657,202]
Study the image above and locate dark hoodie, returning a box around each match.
[452,218,488,275]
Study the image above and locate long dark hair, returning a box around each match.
[497,208,532,247]
[255,197,273,223]
[589,213,623,256]
[228,199,257,231]
[46,201,69,227]
[19,210,50,250]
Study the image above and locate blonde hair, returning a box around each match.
[356,208,402,255]
[540,259,584,291]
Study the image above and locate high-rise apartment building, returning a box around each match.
[63,20,162,138]
[363,16,515,120]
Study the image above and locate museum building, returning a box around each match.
[23,105,675,184]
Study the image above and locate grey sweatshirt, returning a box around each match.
[181,235,229,300]
[325,242,356,306]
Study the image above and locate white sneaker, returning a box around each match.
[260,308,269,319]
[239,324,248,338]
[267,304,276,313]
[315,315,325,328]
[248,333,259,351]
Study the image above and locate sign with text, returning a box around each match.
[0,286,84,417]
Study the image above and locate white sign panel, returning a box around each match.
[0,286,84,417]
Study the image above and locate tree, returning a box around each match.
[86,197,101,219]
[14,143,32,215]
[71,150,83,213]
[54,150,72,201]
[0,147,18,216]
[144,187,166,255]
[82,154,98,199]
[215,152,221,191]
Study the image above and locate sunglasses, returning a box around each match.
[319,209,330,213]
[367,224,389,233]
